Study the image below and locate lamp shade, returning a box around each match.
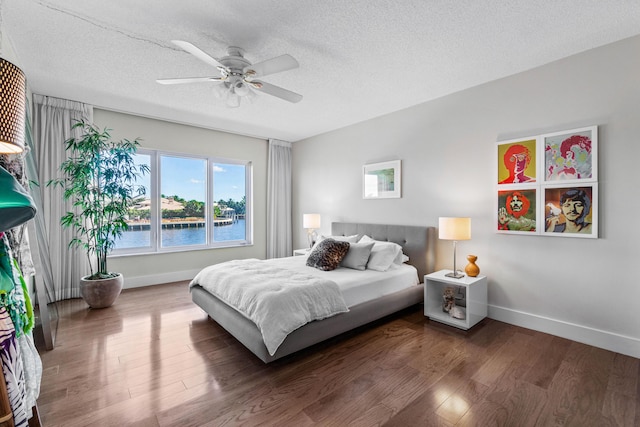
[0,58,26,154]
[0,166,36,232]
[438,217,471,240]
[303,213,321,229]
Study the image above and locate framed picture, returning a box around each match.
[497,137,537,185]
[495,124,599,239]
[496,186,539,234]
[363,160,401,199]
[542,184,597,238]
[543,126,597,183]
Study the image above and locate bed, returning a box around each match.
[190,222,436,363]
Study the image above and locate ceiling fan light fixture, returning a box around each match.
[233,80,249,97]
[245,89,258,104]
[224,83,241,108]
[225,94,241,108]
[164,41,302,107]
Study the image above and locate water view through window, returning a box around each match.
[119,153,151,250]
[116,219,247,247]
[161,155,206,247]
[115,151,250,252]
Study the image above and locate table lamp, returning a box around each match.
[303,213,321,248]
[439,217,471,279]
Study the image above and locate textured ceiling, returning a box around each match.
[2,0,640,142]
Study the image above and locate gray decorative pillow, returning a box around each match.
[340,241,375,270]
[306,238,350,271]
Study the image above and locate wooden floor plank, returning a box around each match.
[483,362,548,427]
[33,281,639,426]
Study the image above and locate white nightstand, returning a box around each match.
[424,270,487,330]
[293,248,311,256]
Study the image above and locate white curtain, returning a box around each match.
[31,95,93,301]
[266,139,292,258]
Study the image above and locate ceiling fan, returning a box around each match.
[157,40,303,107]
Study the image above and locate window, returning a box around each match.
[114,150,252,254]
[161,155,207,248]
[213,162,247,242]
[115,153,152,250]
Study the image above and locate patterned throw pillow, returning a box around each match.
[306,238,350,271]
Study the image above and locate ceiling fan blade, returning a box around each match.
[171,40,222,69]
[245,54,299,77]
[156,77,223,85]
[253,80,303,103]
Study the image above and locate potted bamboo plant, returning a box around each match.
[50,120,148,308]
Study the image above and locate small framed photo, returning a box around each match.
[542,184,598,238]
[496,186,539,234]
[543,126,597,183]
[497,137,537,185]
[363,160,401,199]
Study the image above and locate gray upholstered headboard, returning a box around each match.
[331,222,436,282]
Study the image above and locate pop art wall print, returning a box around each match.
[496,187,538,234]
[543,126,597,183]
[496,126,598,238]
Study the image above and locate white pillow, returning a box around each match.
[365,241,403,272]
[360,235,407,267]
[313,234,359,249]
[340,241,375,270]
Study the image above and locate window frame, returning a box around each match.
[111,149,253,256]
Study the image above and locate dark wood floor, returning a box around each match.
[35,282,639,427]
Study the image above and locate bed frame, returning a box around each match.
[190,222,436,363]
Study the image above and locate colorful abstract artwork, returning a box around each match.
[496,126,598,238]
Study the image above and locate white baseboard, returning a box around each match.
[489,304,640,359]
[122,269,201,289]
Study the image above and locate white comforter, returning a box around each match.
[189,259,349,356]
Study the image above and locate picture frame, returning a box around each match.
[542,184,598,238]
[497,137,538,185]
[495,124,599,239]
[542,125,597,184]
[496,186,539,234]
[363,160,401,199]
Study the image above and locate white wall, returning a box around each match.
[292,35,640,358]
[94,109,268,287]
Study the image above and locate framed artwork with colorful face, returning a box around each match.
[543,126,597,184]
[497,138,537,185]
[543,184,597,238]
[496,187,538,234]
[496,125,598,239]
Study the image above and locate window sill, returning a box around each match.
[109,241,254,258]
